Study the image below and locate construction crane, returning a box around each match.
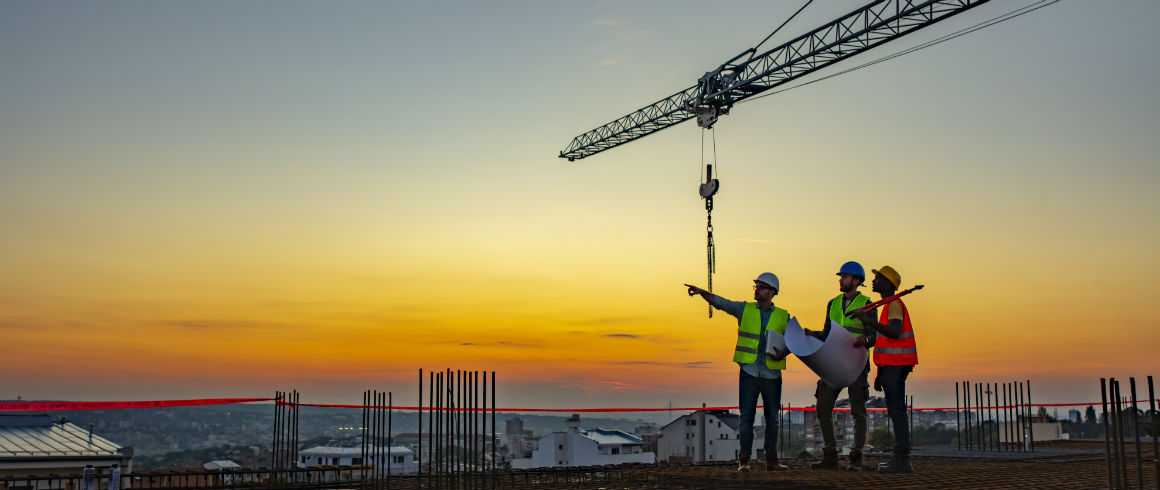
[557,0,1000,316]
[558,0,991,161]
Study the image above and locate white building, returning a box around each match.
[0,413,133,488]
[512,415,654,468]
[298,446,418,474]
[657,410,755,463]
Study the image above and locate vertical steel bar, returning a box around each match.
[1116,380,1129,488]
[1130,378,1143,490]
[1027,380,1034,451]
[456,369,461,490]
[491,372,496,490]
[1148,375,1158,490]
[429,372,435,488]
[419,370,423,488]
[294,391,300,473]
[371,390,377,487]
[1001,383,1008,451]
[436,373,442,486]
[272,391,280,468]
[1101,378,1116,490]
[474,371,480,489]
[388,392,393,489]
[976,383,983,451]
[964,382,971,449]
[986,384,993,450]
[1016,381,1024,452]
[955,382,961,451]
[361,392,368,484]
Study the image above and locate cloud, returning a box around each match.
[458,341,539,348]
[593,18,624,28]
[603,333,639,339]
[611,361,714,368]
[600,59,617,66]
[595,380,635,390]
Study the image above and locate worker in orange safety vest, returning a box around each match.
[849,265,918,474]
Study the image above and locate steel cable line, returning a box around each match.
[745,0,1064,104]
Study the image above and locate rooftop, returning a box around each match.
[0,414,123,458]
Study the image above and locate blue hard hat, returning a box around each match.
[836,261,865,280]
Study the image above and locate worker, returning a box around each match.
[685,272,791,472]
[849,265,918,474]
[806,261,876,472]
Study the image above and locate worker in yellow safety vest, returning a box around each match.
[685,272,792,472]
[805,261,877,472]
[849,265,918,474]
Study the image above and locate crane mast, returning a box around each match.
[559,0,990,161]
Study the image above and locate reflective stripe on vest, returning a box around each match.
[828,294,870,337]
[733,302,789,370]
[873,297,918,366]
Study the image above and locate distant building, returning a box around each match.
[1068,409,1081,423]
[511,415,654,468]
[0,413,133,488]
[298,446,417,474]
[635,423,660,454]
[203,460,242,485]
[504,418,535,459]
[657,410,746,463]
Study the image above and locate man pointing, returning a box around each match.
[685,272,792,472]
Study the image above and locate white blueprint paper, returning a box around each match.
[785,319,868,389]
[764,318,790,357]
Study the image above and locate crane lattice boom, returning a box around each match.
[559,0,989,161]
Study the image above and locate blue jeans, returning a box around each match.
[738,369,781,456]
[878,364,913,456]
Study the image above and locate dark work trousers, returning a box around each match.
[878,364,914,456]
[738,369,782,457]
[815,362,870,452]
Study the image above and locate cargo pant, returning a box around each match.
[814,362,871,452]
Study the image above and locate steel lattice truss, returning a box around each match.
[559,0,989,161]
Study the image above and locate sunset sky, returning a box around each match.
[2,1,1158,413]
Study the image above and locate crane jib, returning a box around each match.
[559,0,990,161]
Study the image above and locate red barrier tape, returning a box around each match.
[5,397,1156,414]
[287,399,1160,413]
[0,398,273,413]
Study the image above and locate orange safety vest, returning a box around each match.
[873,298,918,366]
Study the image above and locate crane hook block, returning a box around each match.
[699,179,719,199]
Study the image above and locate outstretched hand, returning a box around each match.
[684,284,705,296]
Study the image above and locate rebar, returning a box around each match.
[1129,378,1142,490]
[1149,375,1158,490]
[955,382,961,451]
[1101,378,1116,490]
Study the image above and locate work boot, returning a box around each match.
[765,453,788,471]
[877,455,914,474]
[810,448,838,469]
[846,449,863,472]
[737,450,751,472]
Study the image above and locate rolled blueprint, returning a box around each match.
[785,318,868,389]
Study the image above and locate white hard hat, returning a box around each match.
[755,272,780,292]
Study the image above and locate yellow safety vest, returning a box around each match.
[733,302,789,370]
[828,293,871,337]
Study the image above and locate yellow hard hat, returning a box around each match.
[872,266,901,289]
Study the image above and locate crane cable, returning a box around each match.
[745,0,1063,104]
[700,128,719,318]
[748,0,814,61]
